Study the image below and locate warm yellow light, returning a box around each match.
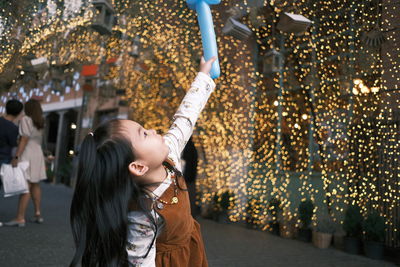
[360,84,370,94]
[371,87,380,93]
[0,0,398,246]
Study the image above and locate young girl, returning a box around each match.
[70,56,217,267]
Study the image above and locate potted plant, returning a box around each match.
[333,223,346,250]
[343,205,363,254]
[297,199,314,242]
[212,190,234,223]
[385,220,400,263]
[268,197,282,235]
[279,214,296,239]
[212,192,221,221]
[362,211,385,260]
[312,215,335,249]
[245,197,262,229]
[200,203,213,220]
[218,190,234,223]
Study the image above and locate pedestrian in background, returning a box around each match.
[0,99,24,227]
[5,98,47,227]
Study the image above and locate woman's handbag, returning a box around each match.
[0,161,30,197]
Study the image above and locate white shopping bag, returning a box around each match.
[0,161,30,197]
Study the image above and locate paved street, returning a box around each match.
[0,183,396,267]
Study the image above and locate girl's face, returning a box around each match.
[121,120,169,171]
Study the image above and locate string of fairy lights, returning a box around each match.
[0,0,398,246]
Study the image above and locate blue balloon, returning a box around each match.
[186,0,221,79]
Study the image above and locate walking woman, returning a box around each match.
[5,98,47,227]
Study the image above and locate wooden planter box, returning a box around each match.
[312,231,332,249]
[363,240,384,260]
[279,220,296,239]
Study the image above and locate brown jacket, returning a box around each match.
[155,175,208,267]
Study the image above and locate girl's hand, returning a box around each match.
[199,56,217,76]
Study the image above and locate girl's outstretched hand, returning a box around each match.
[199,56,217,77]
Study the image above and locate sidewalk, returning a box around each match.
[0,183,74,266]
[202,219,394,267]
[0,183,395,267]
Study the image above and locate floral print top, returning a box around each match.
[126,72,216,266]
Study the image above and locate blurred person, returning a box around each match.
[0,99,24,227]
[5,99,47,227]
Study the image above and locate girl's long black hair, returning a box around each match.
[70,119,142,266]
[70,119,185,266]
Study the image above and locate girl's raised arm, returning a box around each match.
[163,58,216,172]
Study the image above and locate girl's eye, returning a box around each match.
[144,132,148,137]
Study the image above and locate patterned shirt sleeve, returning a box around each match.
[163,72,216,172]
[126,211,158,267]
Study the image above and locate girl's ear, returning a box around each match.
[128,161,149,176]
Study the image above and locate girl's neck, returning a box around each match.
[142,164,169,192]
[128,164,169,211]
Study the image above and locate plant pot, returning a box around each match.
[298,228,312,242]
[333,232,345,250]
[279,221,295,239]
[385,247,400,264]
[363,240,384,260]
[212,213,218,221]
[344,236,361,254]
[312,231,332,249]
[246,220,256,229]
[200,204,214,220]
[217,210,230,224]
[269,222,280,235]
